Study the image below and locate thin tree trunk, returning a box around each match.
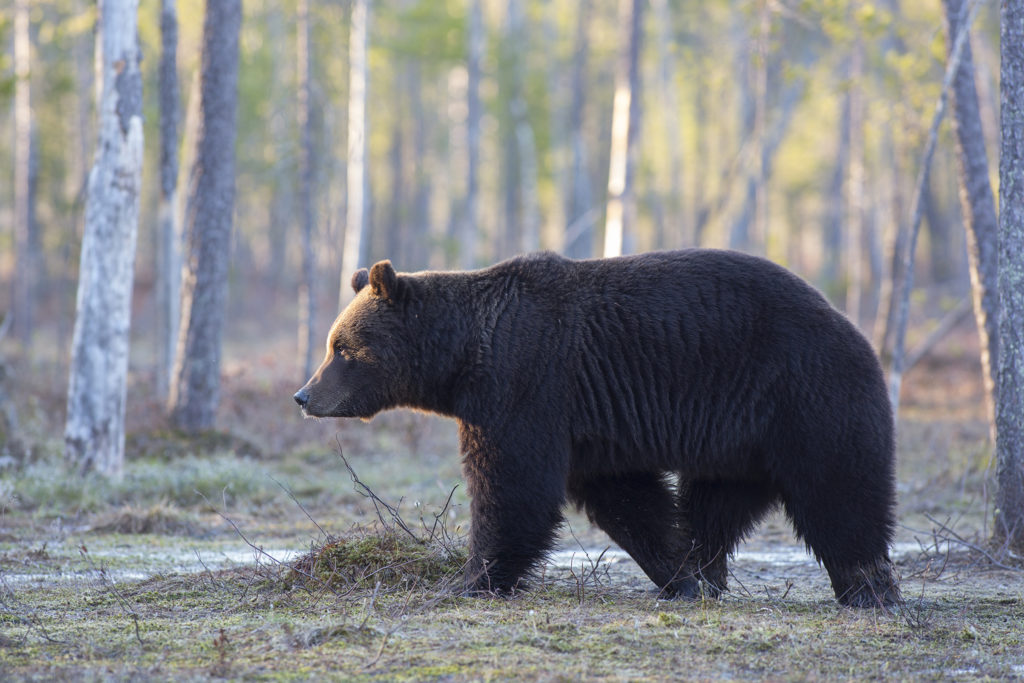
[823,78,850,294]
[65,0,144,476]
[563,0,594,259]
[462,0,483,268]
[887,0,980,421]
[942,0,999,440]
[168,0,242,432]
[267,3,293,289]
[297,0,317,381]
[156,0,181,401]
[603,0,644,258]
[340,0,369,306]
[13,0,35,345]
[504,0,540,255]
[995,0,1024,550]
[651,0,683,249]
[845,34,866,328]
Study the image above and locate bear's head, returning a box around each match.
[294,260,424,419]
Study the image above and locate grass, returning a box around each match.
[1,349,1022,680]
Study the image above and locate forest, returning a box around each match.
[1,0,1023,679]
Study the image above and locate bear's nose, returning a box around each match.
[293,389,309,409]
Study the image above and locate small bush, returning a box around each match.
[287,528,467,591]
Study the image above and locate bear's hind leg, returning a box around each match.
[568,471,696,598]
[683,479,779,597]
[779,483,900,608]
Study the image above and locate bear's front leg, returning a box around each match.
[460,425,568,595]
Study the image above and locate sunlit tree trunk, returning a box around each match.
[563,0,593,259]
[340,0,369,306]
[995,0,1024,550]
[65,0,144,476]
[603,0,644,258]
[169,0,242,432]
[156,0,181,401]
[13,0,36,345]
[943,0,999,440]
[297,0,317,381]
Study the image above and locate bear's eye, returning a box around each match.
[334,345,353,361]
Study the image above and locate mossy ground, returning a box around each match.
[2,342,1023,680]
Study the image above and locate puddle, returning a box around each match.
[549,541,922,572]
[1,540,928,589]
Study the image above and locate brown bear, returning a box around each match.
[294,250,901,607]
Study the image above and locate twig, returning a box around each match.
[335,437,419,543]
[0,572,66,644]
[923,512,1020,571]
[271,474,328,540]
[196,489,332,594]
[78,544,144,646]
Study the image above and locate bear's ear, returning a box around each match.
[351,268,370,293]
[369,260,400,301]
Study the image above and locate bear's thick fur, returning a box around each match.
[295,250,901,607]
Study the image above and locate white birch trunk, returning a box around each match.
[65,0,144,477]
[340,0,370,307]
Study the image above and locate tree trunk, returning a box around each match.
[995,0,1024,550]
[340,0,370,306]
[603,0,644,258]
[563,0,593,259]
[13,0,36,346]
[823,77,850,296]
[297,0,317,381]
[942,0,1000,440]
[651,0,683,249]
[462,0,483,268]
[156,0,181,401]
[887,0,980,421]
[267,2,293,289]
[845,35,866,329]
[168,0,242,433]
[65,0,144,476]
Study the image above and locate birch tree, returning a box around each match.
[995,0,1024,550]
[156,0,181,400]
[64,0,144,476]
[168,0,242,432]
[603,0,645,258]
[942,0,999,438]
[340,0,370,307]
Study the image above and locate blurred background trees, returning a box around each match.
[0,0,1019,536]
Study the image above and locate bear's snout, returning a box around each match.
[293,388,310,411]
